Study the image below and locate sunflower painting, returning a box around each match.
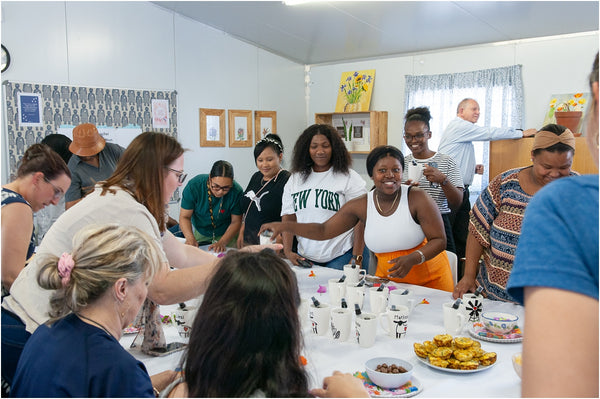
[335,69,375,112]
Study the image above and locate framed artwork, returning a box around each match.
[335,69,375,112]
[199,108,225,147]
[254,110,277,143]
[228,109,253,147]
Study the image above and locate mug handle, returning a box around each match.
[358,269,367,281]
[455,312,466,332]
[379,312,391,333]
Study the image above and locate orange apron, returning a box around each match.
[375,240,454,292]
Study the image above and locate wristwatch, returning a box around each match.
[352,254,363,264]
[441,178,449,186]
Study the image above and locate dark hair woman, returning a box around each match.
[179,160,244,252]
[281,124,368,270]
[238,134,291,246]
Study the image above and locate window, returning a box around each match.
[404,65,524,197]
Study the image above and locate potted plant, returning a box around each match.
[550,93,587,133]
[342,117,353,152]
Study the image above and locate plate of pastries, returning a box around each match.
[413,334,497,373]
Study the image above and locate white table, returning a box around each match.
[122,264,524,397]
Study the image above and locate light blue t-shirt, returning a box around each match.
[507,175,599,304]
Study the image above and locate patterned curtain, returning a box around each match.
[404,65,525,192]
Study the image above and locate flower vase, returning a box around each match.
[555,111,583,133]
[344,139,353,153]
[344,102,360,112]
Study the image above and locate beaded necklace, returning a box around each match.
[207,179,223,243]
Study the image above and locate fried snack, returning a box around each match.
[459,360,479,370]
[447,357,461,369]
[423,340,438,353]
[413,343,428,358]
[433,334,453,347]
[454,337,474,349]
[468,347,486,359]
[470,340,481,349]
[428,356,449,368]
[453,349,474,362]
[432,347,453,360]
[479,352,497,366]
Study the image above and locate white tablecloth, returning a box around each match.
[121,264,524,397]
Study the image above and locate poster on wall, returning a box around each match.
[17,92,43,127]
[152,99,170,128]
[334,69,375,113]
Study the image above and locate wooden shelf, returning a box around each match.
[315,111,388,154]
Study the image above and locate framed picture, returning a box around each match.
[228,109,253,147]
[199,108,225,147]
[254,110,277,143]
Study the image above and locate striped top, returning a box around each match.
[402,152,463,214]
[469,167,576,302]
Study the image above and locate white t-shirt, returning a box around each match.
[281,168,366,262]
[2,186,167,334]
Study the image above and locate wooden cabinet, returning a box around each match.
[489,137,597,179]
[315,111,388,154]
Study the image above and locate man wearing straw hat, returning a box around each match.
[65,123,124,209]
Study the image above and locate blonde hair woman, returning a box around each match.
[11,224,169,397]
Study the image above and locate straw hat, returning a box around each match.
[69,123,105,157]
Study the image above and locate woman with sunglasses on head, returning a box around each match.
[2,143,71,297]
[238,134,291,247]
[2,133,281,392]
[179,160,244,252]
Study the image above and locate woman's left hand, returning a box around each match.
[387,253,419,279]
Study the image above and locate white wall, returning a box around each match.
[2,1,597,213]
[0,1,305,219]
[308,33,599,181]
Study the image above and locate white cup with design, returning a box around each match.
[380,305,410,339]
[309,302,331,336]
[346,284,366,310]
[407,160,423,183]
[461,294,484,322]
[330,307,352,342]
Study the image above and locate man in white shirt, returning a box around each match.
[438,98,536,263]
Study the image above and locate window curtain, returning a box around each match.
[404,65,525,192]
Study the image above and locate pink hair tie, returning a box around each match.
[57,252,75,286]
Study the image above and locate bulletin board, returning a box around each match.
[2,81,178,181]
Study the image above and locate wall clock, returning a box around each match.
[1,45,11,73]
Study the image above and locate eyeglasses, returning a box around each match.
[44,177,64,200]
[403,132,428,141]
[210,181,233,193]
[165,167,188,184]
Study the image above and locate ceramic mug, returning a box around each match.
[309,302,331,336]
[173,306,197,338]
[328,278,346,308]
[343,264,366,285]
[330,307,352,342]
[355,312,378,348]
[389,289,416,311]
[346,284,366,310]
[407,161,423,183]
[380,305,410,339]
[461,294,483,322]
[443,302,467,335]
[369,286,389,314]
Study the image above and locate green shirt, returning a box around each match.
[180,174,243,238]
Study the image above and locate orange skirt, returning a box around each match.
[375,240,454,292]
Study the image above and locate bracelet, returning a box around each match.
[153,386,160,398]
[415,250,425,264]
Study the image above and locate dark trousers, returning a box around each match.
[441,213,457,255]
[449,186,470,261]
[1,308,31,390]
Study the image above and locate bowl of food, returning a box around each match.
[512,352,522,379]
[365,357,413,389]
[482,311,519,334]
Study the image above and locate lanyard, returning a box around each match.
[207,179,223,243]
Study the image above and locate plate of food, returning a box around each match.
[353,371,422,398]
[468,321,523,343]
[413,334,497,374]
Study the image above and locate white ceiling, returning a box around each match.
[152,1,599,65]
